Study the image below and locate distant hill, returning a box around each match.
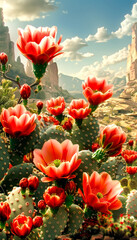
[59,73,126,98]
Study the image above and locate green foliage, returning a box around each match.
[0,79,17,113]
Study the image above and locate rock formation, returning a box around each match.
[120,22,137,100]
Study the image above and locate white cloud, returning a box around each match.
[102,47,128,66]
[0,0,57,21]
[60,36,94,61]
[86,2,137,42]
[62,10,68,14]
[74,47,127,80]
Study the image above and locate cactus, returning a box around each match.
[98,156,127,180]
[112,195,127,221]
[39,206,68,240]
[126,189,137,218]
[0,137,10,180]
[74,150,99,190]
[0,231,7,240]
[0,79,17,113]
[35,125,70,149]
[65,204,84,235]
[6,187,34,226]
[1,163,33,193]
[70,115,99,150]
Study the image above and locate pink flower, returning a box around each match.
[82,77,113,105]
[33,139,81,182]
[0,104,36,137]
[17,25,63,65]
[46,97,65,116]
[78,171,123,214]
[100,124,126,157]
[67,99,91,119]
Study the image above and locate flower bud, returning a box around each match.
[0,202,11,222]
[36,100,43,110]
[28,176,39,191]
[19,178,28,189]
[20,84,31,99]
[33,216,43,228]
[65,181,76,194]
[38,200,46,210]
[0,52,8,65]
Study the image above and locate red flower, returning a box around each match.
[20,84,31,99]
[33,216,43,228]
[67,99,91,119]
[62,118,73,131]
[46,97,65,116]
[33,139,81,182]
[126,166,137,175]
[43,186,66,208]
[78,171,123,214]
[43,115,59,125]
[128,140,134,147]
[0,202,11,221]
[0,52,8,65]
[82,77,113,105]
[91,143,100,152]
[65,180,76,194]
[121,150,137,164]
[0,104,36,137]
[11,215,33,237]
[36,100,43,110]
[28,176,39,191]
[100,124,126,157]
[38,200,46,210]
[19,178,28,189]
[17,25,63,65]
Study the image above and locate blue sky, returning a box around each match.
[1,0,137,80]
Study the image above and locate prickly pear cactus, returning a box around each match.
[35,125,70,149]
[98,156,127,180]
[74,150,99,189]
[126,189,137,218]
[70,115,99,150]
[6,187,34,223]
[0,137,10,180]
[40,206,68,240]
[0,231,7,240]
[1,163,33,193]
[65,204,84,235]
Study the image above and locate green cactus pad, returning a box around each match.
[0,137,10,181]
[65,204,84,235]
[126,190,137,218]
[1,163,33,193]
[112,195,127,221]
[98,156,127,180]
[0,231,7,240]
[70,115,99,150]
[74,150,99,190]
[40,206,68,240]
[6,187,34,223]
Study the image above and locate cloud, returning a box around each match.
[102,47,128,66]
[74,47,127,80]
[0,0,57,21]
[60,36,94,61]
[86,2,137,42]
[62,10,68,14]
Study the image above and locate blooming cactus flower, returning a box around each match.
[121,150,137,164]
[100,124,126,157]
[67,99,91,119]
[0,104,36,137]
[16,25,63,65]
[43,186,66,208]
[33,139,81,182]
[11,215,33,237]
[82,77,113,106]
[0,202,11,222]
[78,171,123,214]
[46,97,66,116]
[126,166,137,175]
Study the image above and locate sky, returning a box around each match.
[1,0,137,81]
